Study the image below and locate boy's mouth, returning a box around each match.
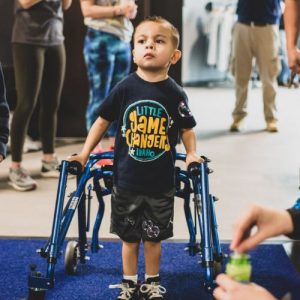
[144,53,155,58]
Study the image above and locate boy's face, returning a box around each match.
[133,21,181,72]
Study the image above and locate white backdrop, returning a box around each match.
[182,0,237,85]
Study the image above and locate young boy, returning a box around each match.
[0,62,9,164]
[70,16,203,299]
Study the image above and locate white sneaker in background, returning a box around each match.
[41,159,60,178]
[8,167,38,191]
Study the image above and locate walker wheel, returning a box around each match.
[28,288,46,300]
[64,241,79,275]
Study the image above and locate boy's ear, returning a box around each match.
[132,49,136,63]
[170,49,181,65]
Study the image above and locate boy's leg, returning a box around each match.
[122,241,139,276]
[109,187,142,299]
[140,241,166,299]
[143,241,161,276]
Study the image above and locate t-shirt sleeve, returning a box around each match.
[98,85,122,122]
[286,208,300,240]
[176,90,197,129]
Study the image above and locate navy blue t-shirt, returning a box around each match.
[99,72,196,194]
[237,0,281,25]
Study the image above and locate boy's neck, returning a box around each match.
[136,68,169,82]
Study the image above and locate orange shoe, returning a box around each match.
[266,121,278,133]
[229,119,243,132]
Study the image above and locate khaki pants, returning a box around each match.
[231,22,280,123]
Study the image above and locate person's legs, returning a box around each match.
[109,187,141,299]
[144,241,161,276]
[277,29,290,85]
[10,44,44,164]
[122,241,139,275]
[140,241,166,299]
[111,242,140,300]
[39,45,66,158]
[107,38,131,141]
[139,191,174,299]
[255,25,280,131]
[84,29,115,132]
[9,44,44,191]
[230,23,253,130]
[38,44,66,177]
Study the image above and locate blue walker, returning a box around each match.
[27,151,224,299]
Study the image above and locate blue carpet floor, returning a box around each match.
[0,239,300,300]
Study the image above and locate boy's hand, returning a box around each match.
[185,152,204,168]
[0,154,4,163]
[67,153,89,168]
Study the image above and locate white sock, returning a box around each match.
[123,274,138,284]
[145,273,159,281]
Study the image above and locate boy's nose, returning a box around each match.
[145,41,154,49]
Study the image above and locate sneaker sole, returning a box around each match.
[8,181,37,192]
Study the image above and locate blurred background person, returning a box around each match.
[80,0,137,156]
[229,0,281,133]
[8,0,72,191]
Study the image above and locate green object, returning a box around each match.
[226,252,252,282]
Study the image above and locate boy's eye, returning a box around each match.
[156,39,165,44]
[137,39,145,44]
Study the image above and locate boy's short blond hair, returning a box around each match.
[134,16,180,48]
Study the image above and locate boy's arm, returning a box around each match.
[69,117,111,166]
[180,128,204,166]
[284,0,300,73]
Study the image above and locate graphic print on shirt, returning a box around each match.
[121,100,172,162]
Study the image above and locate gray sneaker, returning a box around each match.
[8,167,38,191]
[41,159,60,178]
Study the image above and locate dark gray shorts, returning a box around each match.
[110,186,175,242]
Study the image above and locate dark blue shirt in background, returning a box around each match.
[237,0,282,25]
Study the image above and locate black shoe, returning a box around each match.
[139,276,166,299]
[109,279,139,300]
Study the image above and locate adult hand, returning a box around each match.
[230,204,294,253]
[214,274,276,300]
[120,1,137,19]
[287,47,300,74]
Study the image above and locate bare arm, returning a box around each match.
[284,0,300,72]
[180,128,204,167]
[80,0,137,19]
[18,0,42,9]
[69,117,110,167]
[230,204,294,253]
[63,0,72,10]
[19,0,72,10]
